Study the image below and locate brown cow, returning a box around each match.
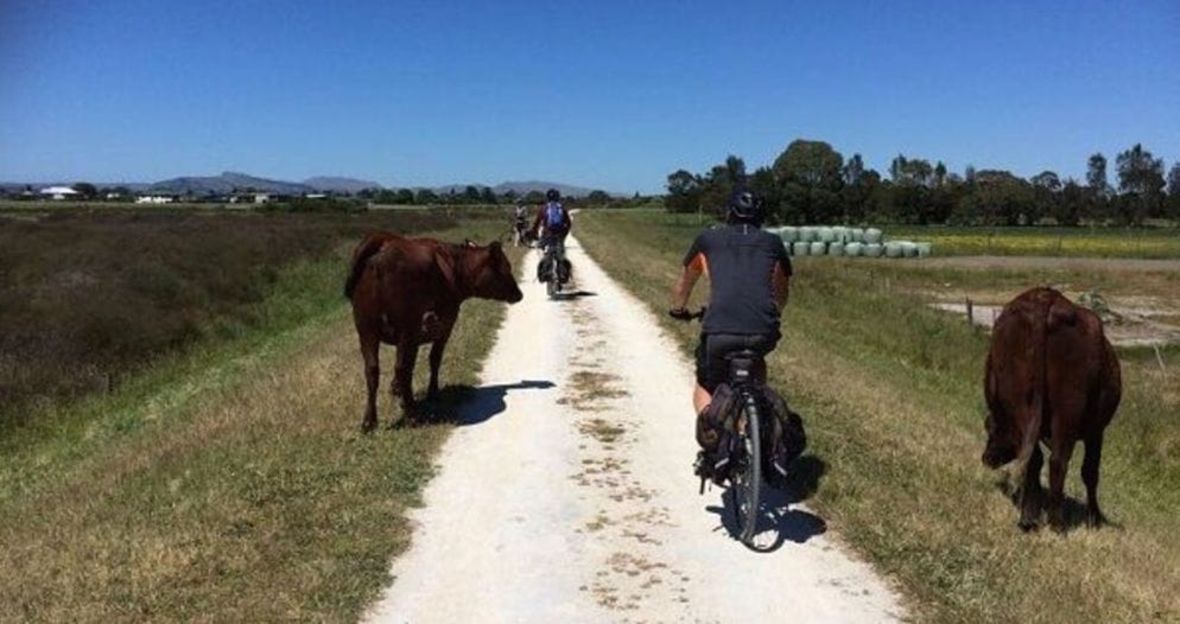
[982,287,1121,532]
[345,232,523,432]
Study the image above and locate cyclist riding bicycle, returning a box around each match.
[529,188,572,284]
[669,189,792,480]
[512,202,529,246]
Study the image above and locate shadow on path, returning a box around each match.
[705,454,829,552]
[550,289,597,301]
[425,380,556,426]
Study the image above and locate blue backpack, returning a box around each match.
[544,202,567,229]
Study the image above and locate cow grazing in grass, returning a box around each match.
[345,232,523,432]
[982,287,1121,532]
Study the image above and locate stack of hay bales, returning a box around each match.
[771,225,931,259]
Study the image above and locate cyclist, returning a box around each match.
[529,188,572,283]
[668,189,791,478]
[512,202,529,246]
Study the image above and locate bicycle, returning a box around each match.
[539,236,571,299]
[672,307,774,546]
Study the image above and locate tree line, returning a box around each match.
[666,139,1180,226]
[359,186,622,206]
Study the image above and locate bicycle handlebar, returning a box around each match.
[669,306,706,322]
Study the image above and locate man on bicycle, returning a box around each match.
[529,188,572,283]
[512,202,529,246]
[669,189,791,477]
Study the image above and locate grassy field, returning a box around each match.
[0,207,521,419]
[576,211,1179,623]
[887,225,1180,259]
[0,211,524,621]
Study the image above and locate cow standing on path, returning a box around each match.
[982,287,1121,532]
[345,232,523,432]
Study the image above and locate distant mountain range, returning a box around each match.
[2,173,612,197]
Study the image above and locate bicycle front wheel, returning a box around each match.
[731,400,762,545]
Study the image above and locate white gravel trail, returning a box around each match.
[364,236,905,623]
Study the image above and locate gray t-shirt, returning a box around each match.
[683,223,791,337]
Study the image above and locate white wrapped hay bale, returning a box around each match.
[831,226,848,243]
[885,242,904,258]
[864,228,883,244]
[849,228,865,243]
[844,242,863,256]
[798,227,815,242]
[810,241,827,255]
[779,226,799,243]
[900,241,918,257]
[863,243,883,257]
[793,241,810,256]
[828,241,844,256]
[818,227,835,243]
[916,242,932,257]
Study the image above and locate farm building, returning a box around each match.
[39,186,80,200]
[135,194,177,204]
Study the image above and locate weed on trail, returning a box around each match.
[577,210,1180,624]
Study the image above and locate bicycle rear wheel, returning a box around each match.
[731,399,762,545]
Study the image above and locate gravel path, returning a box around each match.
[364,237,905,623]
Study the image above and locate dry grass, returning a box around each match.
[0,215,524,622]
[577,211,1180,623]
[0,207,462,416]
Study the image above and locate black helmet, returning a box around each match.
[546,188,560,201]
[727,189,762,223]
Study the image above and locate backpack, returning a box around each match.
[544,202,567,229]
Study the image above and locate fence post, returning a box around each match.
[966,297,974,328]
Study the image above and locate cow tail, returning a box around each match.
[1016,293,1059,477]
[344,234,386,300]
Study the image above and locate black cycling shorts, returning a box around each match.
[694,333,778,392]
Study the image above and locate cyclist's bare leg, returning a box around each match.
[693,384,711,414]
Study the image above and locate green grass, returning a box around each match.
[887,225,1180,258]
[0,218,524,622]
[576,211,1180,623]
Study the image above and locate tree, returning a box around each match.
[463,185,482,203]
[772,139,844,223]
[698,154,747,216]
[587,190,611,204]
[395,188,415,204]
[1167,163,1180,220]
[1115,143,1165,224]
[1086,153,1109,197]
[522,190,545,204]
[842,153,865,186]
[72,182,97,199]
[415,189,438,204]
[665,169,703,214]
[480,187,497,204]
[1030,170,1062,225]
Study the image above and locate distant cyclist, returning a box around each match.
[529,188,572,282]
[669,190,791,474]
[512,202,529,246]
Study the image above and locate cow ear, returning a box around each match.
[463,238,475,247]
[489,240,502,250]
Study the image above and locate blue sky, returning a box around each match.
[1,0,1177,193]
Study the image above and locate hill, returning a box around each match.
[149,172,314,195]
[303,176,382,193]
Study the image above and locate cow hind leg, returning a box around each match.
[1047,439,1075,534]
[1082,433,1105,528]
[359,333,380,434]
[1018,445,1044,531]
